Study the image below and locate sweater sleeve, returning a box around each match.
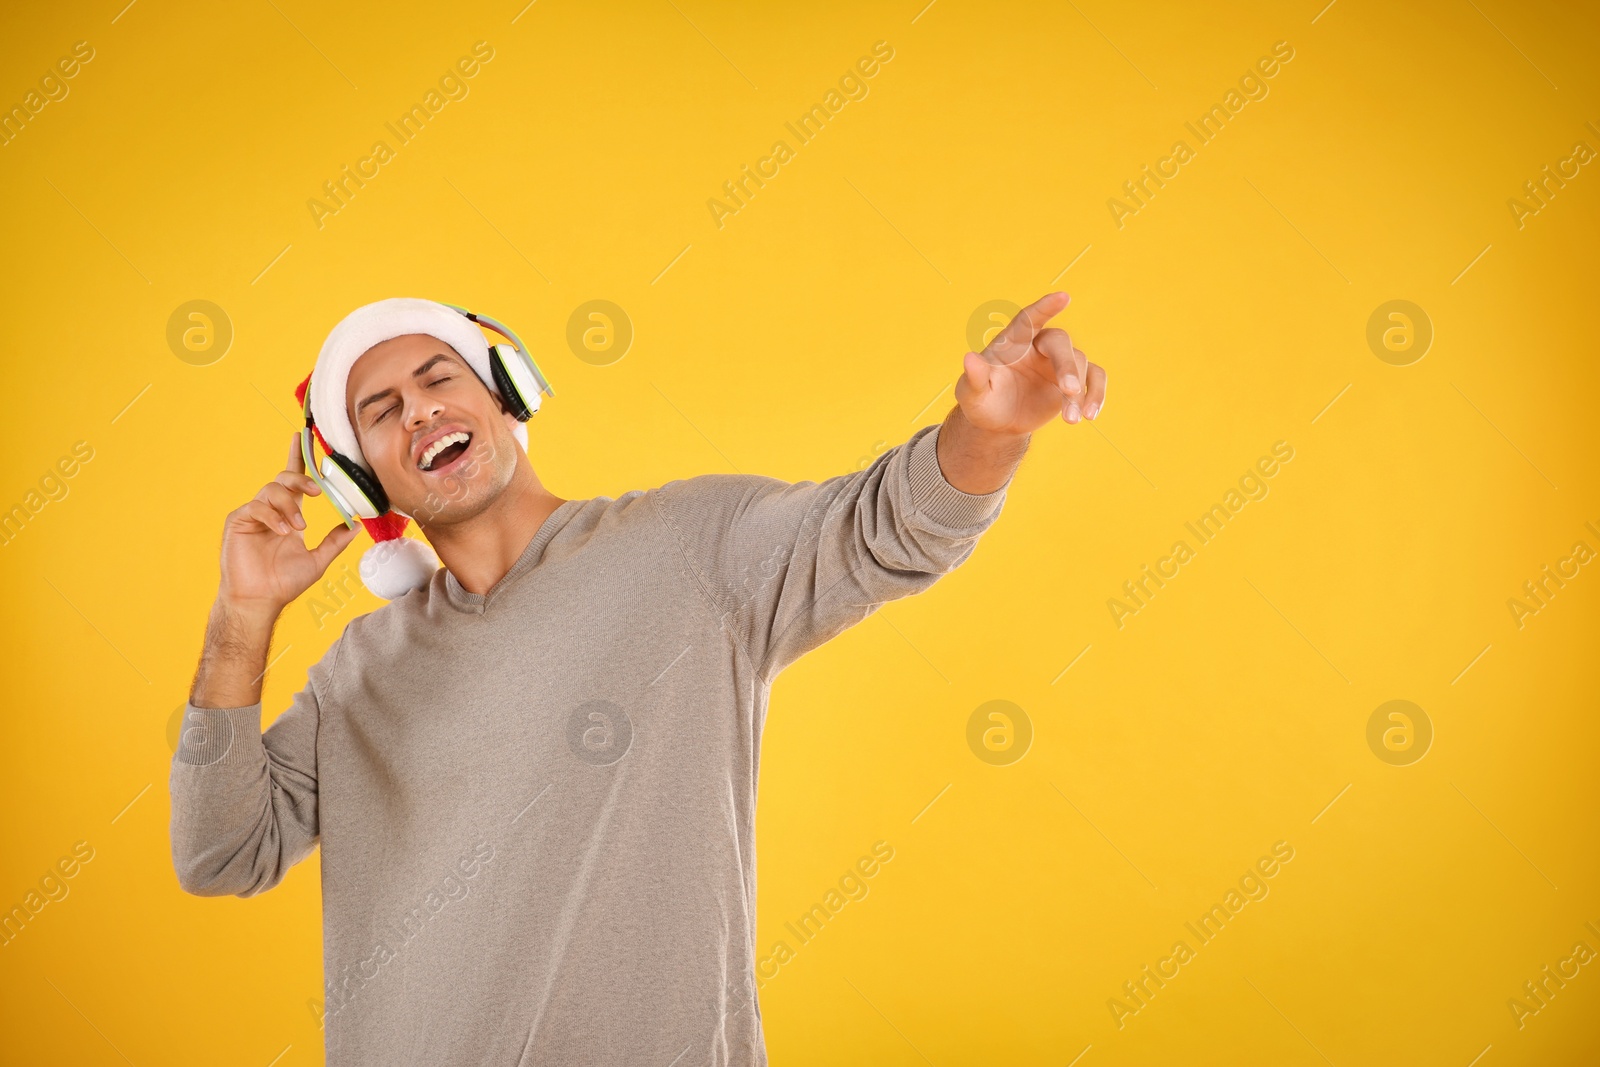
[649,422,1011,682]
[168,636,340,897]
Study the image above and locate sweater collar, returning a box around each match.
[442,499,581,614]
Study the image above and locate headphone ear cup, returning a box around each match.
[488,343,538,421]
[326,453,389,518]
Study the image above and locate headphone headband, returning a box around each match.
[440,303,556,401]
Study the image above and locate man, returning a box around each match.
[170,291,1106,1065]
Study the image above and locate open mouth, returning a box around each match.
[418,431,472,472]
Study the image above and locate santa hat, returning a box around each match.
[298,297,531,600]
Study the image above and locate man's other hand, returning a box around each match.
[956,292,1108,434]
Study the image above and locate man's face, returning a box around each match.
[345,333,522,525]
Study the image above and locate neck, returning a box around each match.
[417,461,567,595]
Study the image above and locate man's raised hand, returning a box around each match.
[217,434,360,620]
[955,292,1108,436]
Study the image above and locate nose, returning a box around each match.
[403,388,445,432]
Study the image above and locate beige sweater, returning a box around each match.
[169,423,1010,1066]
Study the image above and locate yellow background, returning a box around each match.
[1,0,1596,1063]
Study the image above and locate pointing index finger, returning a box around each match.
[288,431,305,476]
[982,291,1070,367]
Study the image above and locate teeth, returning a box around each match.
[419,432,469,470]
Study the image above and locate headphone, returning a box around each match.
[301,304,555,527]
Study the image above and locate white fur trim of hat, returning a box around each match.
[309,296,527,473]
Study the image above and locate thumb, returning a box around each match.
[310,523,361,572]
[962,351,995,393]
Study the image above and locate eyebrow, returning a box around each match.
[354,353,458,420]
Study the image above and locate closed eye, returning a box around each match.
[366,375,456,427]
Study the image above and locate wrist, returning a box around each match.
[947,402,1032,445]
[936,406,1030,496]
[212,594,281,640]
[944,405,1031,461]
